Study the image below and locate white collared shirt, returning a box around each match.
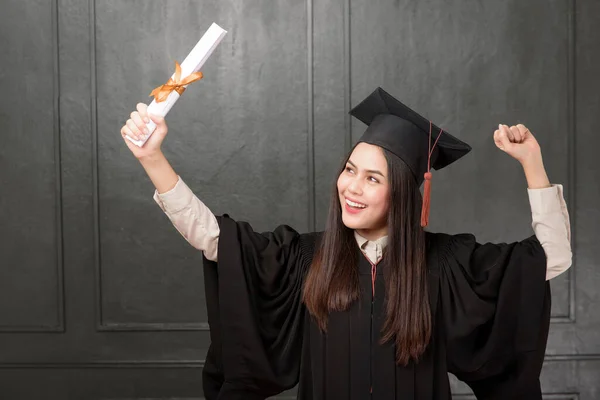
[354,231,388,265]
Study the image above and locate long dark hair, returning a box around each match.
[303,145,431,365]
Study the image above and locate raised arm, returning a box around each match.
[152,175,219,261]
[495,124,572,280]
[120,103,219,261]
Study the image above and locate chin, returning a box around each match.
[341,214,366,230]
[341,219,357,230]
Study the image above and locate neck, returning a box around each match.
[356,228,388,241]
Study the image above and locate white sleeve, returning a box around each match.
[527,184,572,280]
[153,176,219,262]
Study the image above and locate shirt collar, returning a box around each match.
[354,231,389,250]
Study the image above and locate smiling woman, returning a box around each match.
[337,144,390,239]
[302,88,472,372]
[123,87,573,399]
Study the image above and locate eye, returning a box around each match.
[345,166,354,174]
[368,176,379,183]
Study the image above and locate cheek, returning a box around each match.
[370,188,389,209]
[337,175,347,193]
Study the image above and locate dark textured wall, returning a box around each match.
[0,0,598,398]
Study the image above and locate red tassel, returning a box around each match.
[422,121,443,228]
[420,172,432,227]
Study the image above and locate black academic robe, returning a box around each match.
[201,215,551,400]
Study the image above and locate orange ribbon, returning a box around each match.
[149,62,203,103]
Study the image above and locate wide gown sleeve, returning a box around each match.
[439,233,551,399]
[201,214,319,400]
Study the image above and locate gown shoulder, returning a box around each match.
[426,231,551,399]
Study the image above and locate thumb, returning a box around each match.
[148,113,165,126]
[148,113,168,136]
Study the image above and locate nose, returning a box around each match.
[347,177,363,195]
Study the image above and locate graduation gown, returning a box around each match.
[201,215,551,399]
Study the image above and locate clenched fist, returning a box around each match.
[494,124,542,165]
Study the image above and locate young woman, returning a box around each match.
[121,88,572,399]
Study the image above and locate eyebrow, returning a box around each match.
[347,160,385,177]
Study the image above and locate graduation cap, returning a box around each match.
[349,87,472,227]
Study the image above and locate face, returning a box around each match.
[337,143,390,241]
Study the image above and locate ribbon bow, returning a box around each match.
[149,62,203,103]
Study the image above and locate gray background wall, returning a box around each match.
[0,0,598,398]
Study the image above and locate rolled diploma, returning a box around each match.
[126,22,227,147]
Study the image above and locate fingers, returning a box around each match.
[495,125,513,152]
[130,111,147,134]
[123,104,150,141]
[120,104,163,143]
[136,103,149,123]
[501,123,531,143]
[499,124,515,142]
[509,125,523,142]
[516,123,530,138]
[126,118,144,141]
[121,124,136,141]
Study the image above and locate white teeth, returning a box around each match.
[346,199,366,208]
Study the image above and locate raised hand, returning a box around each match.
[120,103,169,160]
[493,123,542,165]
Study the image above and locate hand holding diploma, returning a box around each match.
[120,22,227,150]
[121,103,168,160]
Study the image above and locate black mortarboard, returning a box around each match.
[349,87,472,226]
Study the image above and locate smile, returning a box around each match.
[345,198,367,209]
